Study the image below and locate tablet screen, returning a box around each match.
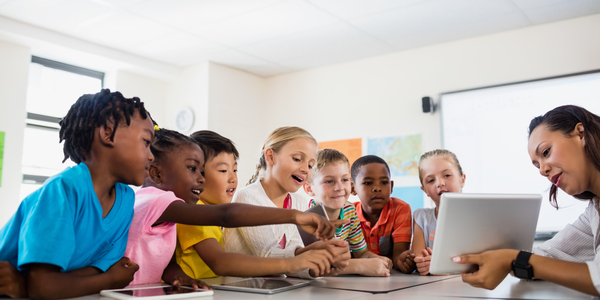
[113,286,201,297]
[219,278,294,290]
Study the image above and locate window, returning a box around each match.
[21,57,104,199]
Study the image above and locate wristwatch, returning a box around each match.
[512,250,534,280]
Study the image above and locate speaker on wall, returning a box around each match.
[422,96,435,113]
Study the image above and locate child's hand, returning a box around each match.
[397,250,416,274]
[106,257,139,289]
[171,276,212,290]
[377,255,393,271]
[414,247,433,275]
[0,261,27,298]
[296,239,351,271]
[295,211,349,240]
[289,249,333,276]
[361,258,391,277]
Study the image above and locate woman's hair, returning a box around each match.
[309,148,350,183]
[59,89,149,164]
[190,130,239,162]
[151,128,198,165]
[417,149,464,185]
[528,105,600,208]
[247,126,316,185]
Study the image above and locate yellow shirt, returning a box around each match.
[175,201,223,279]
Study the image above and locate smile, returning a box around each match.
[551,173,562,186]
[292,175,304,184]
[192,189,203,195]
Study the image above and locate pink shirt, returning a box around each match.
[124,187,183,285]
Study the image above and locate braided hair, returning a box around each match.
[151,128,198,165]
[59,89,149,164]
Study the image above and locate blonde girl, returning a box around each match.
[413,149,466,275]
[223,127,350,278]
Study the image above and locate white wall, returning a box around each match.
[208,62,266,186]
[110,70,169,126]
[0,39,30,225]
[262,13,600,206]
[165,62,209,132]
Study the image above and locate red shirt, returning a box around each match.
[354,197,412,256]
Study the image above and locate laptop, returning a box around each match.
[429,193,542,274]
[202,276,311,294]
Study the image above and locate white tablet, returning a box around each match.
[203,276,311,294]
[429,193,542,274]
[100,285,213,300]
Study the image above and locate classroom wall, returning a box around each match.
[0,39,30,224]
[165,62,209,132]
[262,13,600,206]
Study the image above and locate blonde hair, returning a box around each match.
[309,149,350,183]
[418,149,464,185]
[247,126,317,185]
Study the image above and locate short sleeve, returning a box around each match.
[391,201,412,243]
[346,206,367,252]
[178,224,221,252]
[18,178,76,272]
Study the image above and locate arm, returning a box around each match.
[26,258,138,300]
[392,242,412,273]
[162,253,210,290]
[194,238,332,277]
[0,262,27,298]
[455,249,599,296]
[334,258,390,277]
[412,221,431,275]
[158,202,339,240]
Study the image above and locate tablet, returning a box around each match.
[298,202,328,246]
[203,276,311,294]
[100,285,213,300]
[429,193,542,274]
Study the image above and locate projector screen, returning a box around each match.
[440,71,600,233]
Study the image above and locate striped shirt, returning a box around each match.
[355,197,412,257]
[309,199,367,252]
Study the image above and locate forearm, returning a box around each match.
[208,253,288,277]
[28,267,114,300]
[334,259,365,275]
[218,204,298,228]
[528,253,598,296]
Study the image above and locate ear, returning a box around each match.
[460,174,466,188]
[390,180,394,191]
[420,185,430,198]
[264,148,275,166]
[98,124,116,148]
[303,183,315,196]
[148,164,162,184]
[575,123,585,142]
[351,181,357,196]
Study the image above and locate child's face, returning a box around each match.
[156,144,205,204]
[528,123,588,196]
[268,138,317,193]
[110,111,155,186]
[305,163,351,210]
[351,163,394,211]
[200,152,238,205]
[420,157,465,206]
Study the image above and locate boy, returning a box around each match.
[304,149,393,276]
[351,155,416,274]
[0,90,149,299]
[175,131,348,279]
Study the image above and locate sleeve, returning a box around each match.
[391,201,413,243]
[143,191,184,233]
[348,208,367,252]
[90,186,135,272]
[18,178,76,272]
[178,224,219,252]
[230,188,297,259]
[533,203,596,262]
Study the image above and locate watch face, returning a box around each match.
[513,267,530,279]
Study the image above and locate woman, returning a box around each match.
[454,105,600,296]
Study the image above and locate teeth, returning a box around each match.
[292,175,303,182]
[192,189,201,195]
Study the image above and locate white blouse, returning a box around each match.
[533,197,600,293]
[223,180,311,278]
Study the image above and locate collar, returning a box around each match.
[356,198,393,227]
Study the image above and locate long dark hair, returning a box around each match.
[528,105,600,208]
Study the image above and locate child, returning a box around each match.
[176,131,340,279]
[413,149,466,275]
[125,128,341,285]
[223,127,351,278]
[351,155,415,274]
[455,105,600,296]
[303,149,393,276]
[0,89,152,299]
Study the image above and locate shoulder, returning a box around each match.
[23,163,92,206]
[389,197,412,211]
[134,187,182,210]
[342,201,359,219]
[290,191,310,210]
[232,181,267,204]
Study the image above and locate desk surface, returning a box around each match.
[65,271,593,300]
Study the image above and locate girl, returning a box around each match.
[455,105,600,296]
[414,149,466,275]
[223,127,351,278]
[124,128,340,286]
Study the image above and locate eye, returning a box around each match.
[188,166,197,172]
[342,178,349,182]
[444,174,452,178]
[363,182,372,186]
[308,164,313,170]
[325,180,333,184]
[219,170,227,173]
[234,169,238,173]
[381,180,389,185]
[542,147,550,157]
[427,179,434,183]
[144,139,151,146]
[293,157,301,162]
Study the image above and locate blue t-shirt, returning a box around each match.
[0,163,135,272]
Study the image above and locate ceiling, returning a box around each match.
[0,0,599,77]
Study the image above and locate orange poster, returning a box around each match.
[318,138,362,166]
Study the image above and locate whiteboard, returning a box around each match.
[440,71,600,232]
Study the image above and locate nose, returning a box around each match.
[228,171,237,184]
[437,178,445,188]
[372,185,381,192]
[334,180,342,191]
[197,171,205,184]
[539,162,551,177]
[148,150,154,163]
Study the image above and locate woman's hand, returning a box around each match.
[294,211,348,240]
[453,249,518,290]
